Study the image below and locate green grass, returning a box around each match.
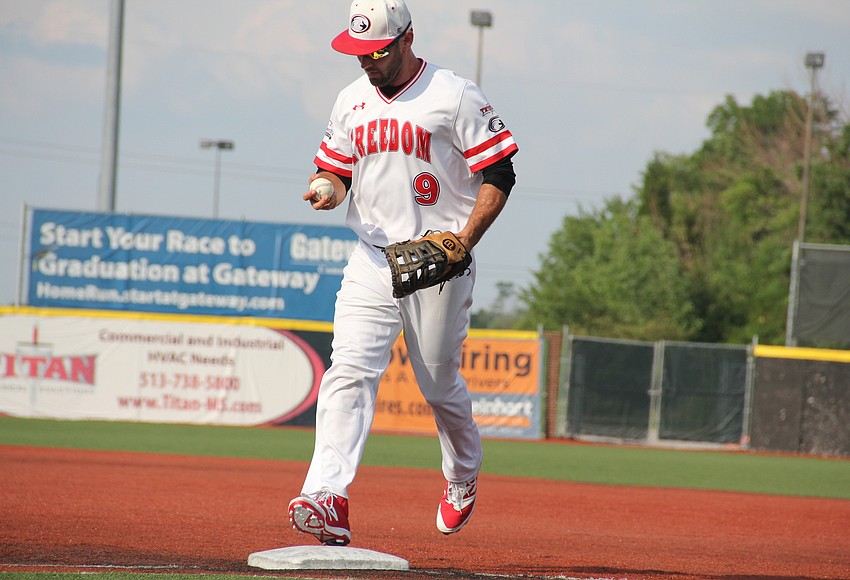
[0,416,317,461]
[1,416,848,499]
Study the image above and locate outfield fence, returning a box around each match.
[543,330,849,456]
[553,335,752,446]
[1,306,847,455]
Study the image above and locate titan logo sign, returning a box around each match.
[1,326,96,385]
[0,353,96,384]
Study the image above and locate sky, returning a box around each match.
[2,0,849,311]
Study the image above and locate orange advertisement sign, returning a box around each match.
[372,336,542,437]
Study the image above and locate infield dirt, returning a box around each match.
[1,445,848,580]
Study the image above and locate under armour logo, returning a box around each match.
[353,102,366,111]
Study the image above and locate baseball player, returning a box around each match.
[288,0,518,546]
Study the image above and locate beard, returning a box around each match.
[364,51,405,88]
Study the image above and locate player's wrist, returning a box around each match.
[455,231,475,251]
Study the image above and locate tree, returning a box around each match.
[521,197,697,340]
[806,123,850,241]
[470,281,526,329]
[518,89,850,344]
[635,90,850,343]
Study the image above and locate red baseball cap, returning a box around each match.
[332,0,412,56]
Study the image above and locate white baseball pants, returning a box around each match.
[301,240,482,498]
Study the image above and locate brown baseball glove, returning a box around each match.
[384,230,472,298]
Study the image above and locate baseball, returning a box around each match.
[310,177,334,201]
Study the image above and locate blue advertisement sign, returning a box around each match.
[27,209,358,322]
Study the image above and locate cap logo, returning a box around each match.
[350,14,371,34]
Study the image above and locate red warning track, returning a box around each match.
[1,445,848,580]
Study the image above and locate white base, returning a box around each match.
[247,545,410,571]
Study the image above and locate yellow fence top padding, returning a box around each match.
[0,306,539,340]
[754,344,850,364]
[0,305,334,333]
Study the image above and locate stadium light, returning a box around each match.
[199,139,234,219]
[470,10,492,87]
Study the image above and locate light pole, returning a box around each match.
[796,52,824,243]
[470,10,492,87]
[787,52,825,346]
[199,139,234,219]
[97,0,125,212]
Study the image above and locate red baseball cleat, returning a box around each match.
[288,488,351,546]
[436,477,477,534]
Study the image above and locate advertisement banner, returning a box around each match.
[373,335,543,439]
[27,209,358,322]
[0,312,325,426]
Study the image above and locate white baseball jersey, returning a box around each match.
[314,60,518,247]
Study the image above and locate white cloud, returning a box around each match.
[28,0,107,48]
[0,54,103,113]
[0,1,107,113]
[223,2,351,104]
[107,1,353,120]
[758,0,850,32]
[0,1,42,28]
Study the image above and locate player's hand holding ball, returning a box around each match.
[311,178,334,201]
[304,175,338,210]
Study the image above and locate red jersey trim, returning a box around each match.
[320,142,353,165]
[314,157,353,179]
[468,143,518,173]
[464,130,514,159]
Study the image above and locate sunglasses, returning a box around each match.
[363,22,411,60]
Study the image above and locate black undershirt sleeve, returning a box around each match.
[480,152,517,197]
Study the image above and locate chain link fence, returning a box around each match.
[556,335,754,446]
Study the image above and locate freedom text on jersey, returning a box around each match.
[350,119,432,164]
